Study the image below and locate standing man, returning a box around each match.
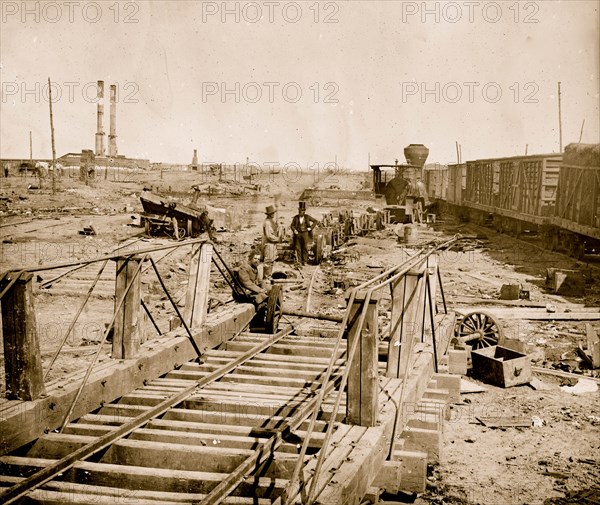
[290,201,319,266]
[262,205,279,278]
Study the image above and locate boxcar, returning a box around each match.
[447,163,466,206]
[546,143,600,257]
[424,166,448,200]
[462,154,561,234]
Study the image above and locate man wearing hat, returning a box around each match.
[262,205,279,278]
[290,201,319,266]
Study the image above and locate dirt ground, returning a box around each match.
[1,169,599,504]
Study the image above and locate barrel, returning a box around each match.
[404,224,418,244]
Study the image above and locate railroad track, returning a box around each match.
[0,328,367,504]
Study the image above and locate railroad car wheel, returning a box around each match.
[457,311,503,350]
[567,238,585,260]
[265,285,283,334]
[541,227,558,251]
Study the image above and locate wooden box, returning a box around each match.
[471,346,532,387]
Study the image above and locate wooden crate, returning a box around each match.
[471,346,532,388]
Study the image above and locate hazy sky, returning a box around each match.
[1,0,598,168]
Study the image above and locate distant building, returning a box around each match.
[58,153,150,170]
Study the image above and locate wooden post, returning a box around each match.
[48,77,57,194]
[112,255,143,359]
[346,291,380,427]
[0,272,46,400]
[386,265,426,378]
[423,255,438,337]
[184,243,213,329]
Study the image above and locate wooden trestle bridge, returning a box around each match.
[0,236,460,504]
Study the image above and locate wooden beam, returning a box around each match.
[400,426,441,463]
[386,265,427,378]
[112,256,143,359]
[184,243,213,329]
[346,291,380,427]
[453,306,600,321]
[0,271,46,400]
[586,323,600,368]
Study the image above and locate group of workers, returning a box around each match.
[236,201,319,305]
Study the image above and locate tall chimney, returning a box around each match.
[108,84,118,157]
[95,81,105,156]
[191,149,198,170]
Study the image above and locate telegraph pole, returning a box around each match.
[48,77,57,194]
[558,82,563,153]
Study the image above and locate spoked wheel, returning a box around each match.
[265,285,283,334]
[457,311,502,350]
[171,218,187,241]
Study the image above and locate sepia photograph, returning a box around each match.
[1,1,599,503]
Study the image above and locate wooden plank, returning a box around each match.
[532,366,600,383]
[386,275,405,377]
[26,434,96,459]
[223,341,347,359]
[586,323,600,368]
[112,256,143,359]
[166,370,312,388]
[5,460,284,498]
[184,243,213,329]
[205,349,344,366]
[195,363,327,381]
[128,428,300,453]
[454,307,600,320]
[476,416,531,428]
[203,355,344,372]
[0,272,46,400]
[346,292,379,427]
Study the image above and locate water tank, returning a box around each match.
[404,144,429,168]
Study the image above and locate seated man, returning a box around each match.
[236,250,269,305]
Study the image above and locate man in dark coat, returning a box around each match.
[237,250,269,305]
[290,201,319,266]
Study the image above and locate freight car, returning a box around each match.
[543,144,600,258]
[424,143,600,258]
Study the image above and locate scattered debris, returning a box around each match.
[529,378,555,391]
[460,378,487,394]
[560,379,599,395]
[499,283,520,300]
[78,224,97,236]
[546,268,586,296]
[475,416,531,428]
[584,323,600,368]
[531,416,545,427]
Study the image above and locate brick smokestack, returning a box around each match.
[108,84,118,157]
[95,81,105,156]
